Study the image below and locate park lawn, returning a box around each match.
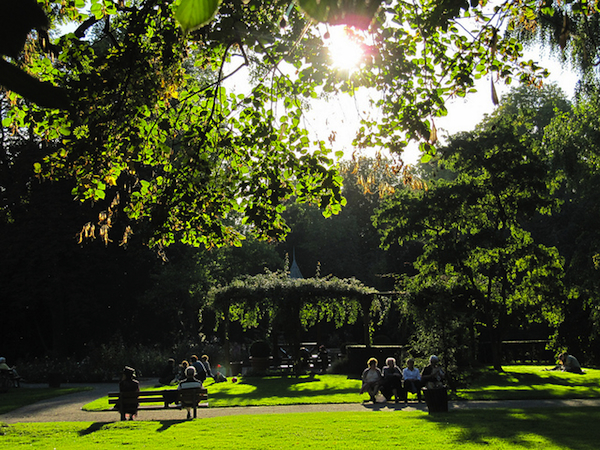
[457,365,600,400]
[83,374,364,411]
[2,408,600,449]
[0,387,92,415]
[84,366,600,411]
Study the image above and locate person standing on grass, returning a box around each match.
[403,358,422,403]
[360,357,382,403]
[118,366,140,420]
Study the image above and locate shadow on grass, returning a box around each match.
[206,375,360,406]
[457,367,600,400]
[239,375,323,387]
[427,407,600,450]
[78,422,114,436]
[156,419,189,432]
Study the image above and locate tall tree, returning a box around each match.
[375,86,567,370]
[542,86,600,361]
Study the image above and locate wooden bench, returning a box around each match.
[108,387,208,420]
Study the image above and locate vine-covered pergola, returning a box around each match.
[207,270,390,366]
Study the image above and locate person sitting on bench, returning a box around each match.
[0,357,22,387]
[380,357,404,403]
[360,357,382,403]
[403,358,422,403]
[178,366,203,419]
[119,366,140,421]
[421,355,445,389]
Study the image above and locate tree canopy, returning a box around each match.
[1,0,584,249]
[375,84,568,369]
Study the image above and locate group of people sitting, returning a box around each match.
[361,355,446,403]
[119,357,212,420]
[158,354,226,386]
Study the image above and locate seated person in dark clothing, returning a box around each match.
[158,358,177,385]
[190,355,207,382]
[380,357,404,403]
[421,355,446,388]
[200,355,215,380]
[297,347,312,374]
[119,366,140,420]
[557,352,585,374]
[317,345,329,374]
[178,360,190,381]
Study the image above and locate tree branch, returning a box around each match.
[0,58,70,110]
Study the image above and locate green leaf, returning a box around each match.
[297,0,382,29]
[90,2,104,19]
[420,153,432,163]
[175,0,222,33]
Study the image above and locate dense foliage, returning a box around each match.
[4,0,600,371]
[1,0,576,250]
[208,269,381,361]
[376,85,569,370]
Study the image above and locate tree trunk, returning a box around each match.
[360,296,372,348]
[489,326,503,372]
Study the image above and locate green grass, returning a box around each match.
[83,366,600,411]
[0,387,92,415]
[2,408,600,449]
[83,374,363,411]
[456,365,600,400]
[3,366,600,449]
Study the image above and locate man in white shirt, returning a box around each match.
[402,358,422,403]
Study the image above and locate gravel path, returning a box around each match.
[3,382,600,424]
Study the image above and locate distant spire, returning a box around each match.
[289,248,303,279]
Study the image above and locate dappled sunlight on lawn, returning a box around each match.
[457,365,600,400]
[432,408,600,450]
[206,375,362,407]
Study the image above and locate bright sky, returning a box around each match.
[303,47,580,165]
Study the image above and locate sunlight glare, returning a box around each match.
[325,26,365,72]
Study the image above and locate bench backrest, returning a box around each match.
[108,388,208,407]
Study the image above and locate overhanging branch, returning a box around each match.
[0,58,70,110]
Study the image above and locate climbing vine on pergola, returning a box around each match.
[207,270,389,361]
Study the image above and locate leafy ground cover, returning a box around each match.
[2,408,600,449]
[0,387,91,415]
[82,366,600,412]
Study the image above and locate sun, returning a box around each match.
[324,26,365,72]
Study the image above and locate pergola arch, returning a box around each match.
[207,270,392,367]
